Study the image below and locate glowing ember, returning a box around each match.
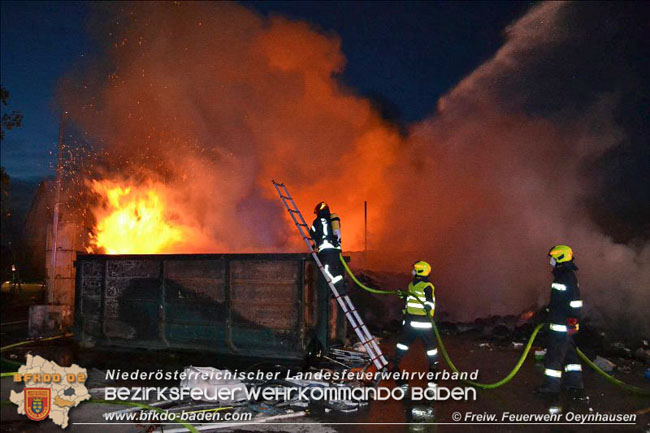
[88,180,195,254]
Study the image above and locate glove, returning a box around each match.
[567,318,579,335]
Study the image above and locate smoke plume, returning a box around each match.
[379,2,650,332]
[59,2,649,334]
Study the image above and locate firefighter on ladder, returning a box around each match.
[392,260,439,390]
[537,245,584,395]
[310,202,347,295]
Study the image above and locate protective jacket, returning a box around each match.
[310,212,341,251]
[547,261,582,330]
[541,260,584,392]
[394,275,439,385]
[405,276,435,318]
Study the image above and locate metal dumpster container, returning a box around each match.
[74,253,345,360]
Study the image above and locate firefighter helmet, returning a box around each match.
[314,201,329,214]
[548,245,573,263]
[413,260,432,277]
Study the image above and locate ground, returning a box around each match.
[1,290,648,432]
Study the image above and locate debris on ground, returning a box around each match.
[157,345,372,424]
[410,405,435,422]
[609,342,633,358]
[634,348,650,364]
[325,347,370,368]
[593,356,616,372]
[181,366,248,404]
[160,410,306,432]
[512,342,524,350]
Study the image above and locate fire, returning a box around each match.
[87,180,197,254]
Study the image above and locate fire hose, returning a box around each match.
[340,254,650,395]
[1,332,73,352]
[1,263,647,395]
[1,338,201,431]
[1,333,75,377]
[0,399,200,432]
[87,400,200,433]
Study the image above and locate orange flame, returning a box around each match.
[88,180,197,254]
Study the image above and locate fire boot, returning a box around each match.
[391,364,409,392]
[535,384,560,395]
[535,369,562,395]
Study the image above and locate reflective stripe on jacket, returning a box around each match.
[310,213,341,251]
[548,261,582,324]
[405,280,435,317]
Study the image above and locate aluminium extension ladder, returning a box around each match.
[272,180,388,371]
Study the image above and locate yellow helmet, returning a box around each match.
[413,260,432,277]
[548,245,573,263]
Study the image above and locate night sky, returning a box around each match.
[1,1,529,181]
[1,1,648,245]
[1,1,648,328]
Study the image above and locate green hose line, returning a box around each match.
[431,319,544,389]
[341,254,650,394]
[576,348,650,396]
[339,255,401,295]
[1,333,73,352]
[1,371,17,377]
[1,357,22,370]
[88,399,200,433]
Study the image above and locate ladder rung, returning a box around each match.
[273,180,387,367]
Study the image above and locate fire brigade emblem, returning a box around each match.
[25,388,51,421]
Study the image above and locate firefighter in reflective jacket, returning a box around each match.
[392,260,438,389]
[537,245,584,394]
[310,202,347,295]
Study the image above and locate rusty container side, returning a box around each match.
[74,253,339,360]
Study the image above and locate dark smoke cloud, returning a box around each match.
[59,2,649,334]
[380,2,649,334]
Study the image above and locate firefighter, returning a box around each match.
[392,260,439,390]
[310,202,347,295]
[537,245,584,395]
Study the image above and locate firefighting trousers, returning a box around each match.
[319,249,347,295]
[393,317,439,375]
[542,329,583,391]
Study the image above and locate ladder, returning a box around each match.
[272,180,388,370]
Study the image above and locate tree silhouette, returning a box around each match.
[1,86,24,141]
[1,86,22,250]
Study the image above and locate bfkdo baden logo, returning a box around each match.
[25,388,51,421]
[9,355,91,428]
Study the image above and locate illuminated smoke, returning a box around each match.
[378,2,650,333]
[59,2,649,333]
